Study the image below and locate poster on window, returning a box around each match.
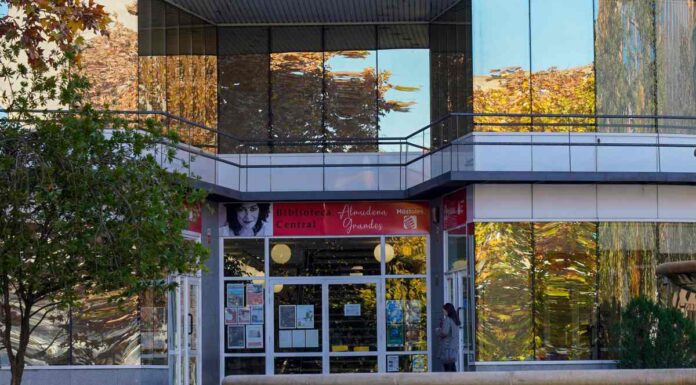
[405,325,421,347]
[245,325,264,349]
[411,355,426,372]
[387,355,400,372]
[405,300,420,325]
[296,305,314,329]
[238,307,251,324]
[387,324,404,347]
[250,305,264,324]
[224,307,238,325]
[386,300,404,324]
[227,325,245,349]
[246,284,264,305]
[226,284,245,307]
[279,305,296,329]
[219,202,273,237]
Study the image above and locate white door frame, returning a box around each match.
[169,275,202,385]
[443,229,474,371]
[267,276,384,374]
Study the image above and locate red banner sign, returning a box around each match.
[273,202,430,236]
[187,204,202,233]
[443,188,467,230]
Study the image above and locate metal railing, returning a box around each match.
[3,110,696,193]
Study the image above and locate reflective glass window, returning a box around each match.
[472,0,531,132]
[224,239,265,277]
[324,26,378,152]
[378,26,430,148]
[387,354,428,372]
[474,222,534,361]
[71,292,140,365]
[385,278,427,352]
[218,28,270,154]
[271,27,323,153]
[595,0,656,133]
[225,356,266,375]
[330,356,378,373]
[273,284,322,353]
[533,222,597,361]
[386,236,427,275]
[656,0,696,134]
[530,0,595,132]
[658,222,696,323]
[270,238,380,277]
[141,288,168,365]
[274,356,322,374]
[329,283,377,352]
[224,281,266,354]
[0,299,69,366]
[597,222,656,359]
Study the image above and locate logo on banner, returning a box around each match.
[403,215,417,230]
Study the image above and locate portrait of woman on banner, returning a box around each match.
[220,202,272,237]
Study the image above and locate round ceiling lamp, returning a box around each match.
[374,243,395,263]
[271,243,292,264]
[273,284,284,293]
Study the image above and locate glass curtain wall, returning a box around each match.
[0,290,167,366]
[472,0,696,134]
[430,2,473,147]
[138,0,218,152]
[217,25,430,153]
[474,221,696,362]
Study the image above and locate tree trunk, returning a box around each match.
[10,300,32,385]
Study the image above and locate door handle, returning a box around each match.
[188,313,193,335]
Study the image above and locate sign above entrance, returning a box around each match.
[219,201,430,237]
[274,202,430,236]
[442,188,467,231]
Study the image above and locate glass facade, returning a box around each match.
[0,290,167,366]
[223,236,429,375]
[471,0,696,134]
[474,221,696,362]
[217,25,430,153]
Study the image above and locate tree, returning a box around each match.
[0,2,208,384]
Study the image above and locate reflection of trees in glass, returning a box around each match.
[534,222,596,360]
[71,291,140,365]
[386,236,427,275]
[473,66,595,132]
[386,279,427,352]
[474,222,534,361]
[658,223,696,324]
[597,222,656,359]
[596,0,656,133]
[269,51,419,153]
[656,1,696,133]
[0,298,69,365]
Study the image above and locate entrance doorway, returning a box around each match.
[169,275,202,385]
[444,231,474,371]
[270,277,384,374]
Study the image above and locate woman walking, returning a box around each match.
[436,303,461,372]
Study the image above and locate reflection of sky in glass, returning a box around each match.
[473,0,594,75]
[378,49,430,139]
[325,49,430,140]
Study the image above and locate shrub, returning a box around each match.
[618,296,696,368]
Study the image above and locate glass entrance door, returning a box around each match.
[445,231,473,371]
[169,275,202,385]
[271,278,383,374]
[328,281,380,373]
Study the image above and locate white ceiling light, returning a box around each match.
[271,243,292,264]
[374,243,395,263]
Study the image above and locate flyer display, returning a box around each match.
[226,284,245,307]
[296,305,314,329]
[279,305,296,329]
[246,325,264,349]
[227,325,245,349]
[225,282,265,352]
